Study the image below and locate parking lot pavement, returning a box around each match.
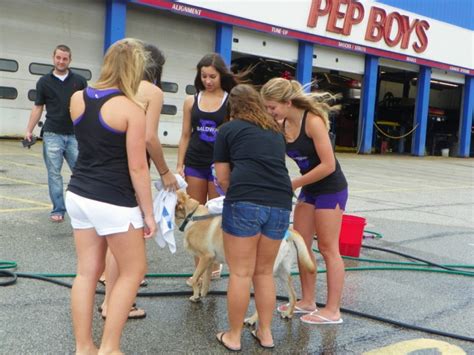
[0,139,473,354]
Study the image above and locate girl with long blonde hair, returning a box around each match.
[67,38,156,353]
[261,77,348,325]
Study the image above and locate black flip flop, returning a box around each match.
[251,329,275,349]
[98,303,137,314]
[102,305,146,320]
[216,332,241,352]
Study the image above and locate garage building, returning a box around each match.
[1,0,472,157]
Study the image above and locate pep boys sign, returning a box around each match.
[307,0,430,53]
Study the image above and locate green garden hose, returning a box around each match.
[2,229,474,343]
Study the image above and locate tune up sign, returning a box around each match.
[307,0,430,53]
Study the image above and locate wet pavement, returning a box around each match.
[0,139,473,354]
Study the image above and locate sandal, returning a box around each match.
[99,278,146,287]
[98,276,106,286]
[216,332,241,352]
[101,305,146,320]
[98,303,136,313]
[300,311,343,325]
[251,329,275,349]
[211,264,223,280]
[49,215,64,223]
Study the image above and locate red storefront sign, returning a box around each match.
[307,0,430,53]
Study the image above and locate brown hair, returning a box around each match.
[228,84,281,132]
[143,43,165,88]
[194,53,240,93]
[261,78,340,131]
[53,44,71,57]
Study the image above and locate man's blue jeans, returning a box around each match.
[42,132,78,217]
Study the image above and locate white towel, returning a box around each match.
[153,174,187,253]
[205,196,224,214]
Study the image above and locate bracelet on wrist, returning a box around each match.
[159,168,169,176]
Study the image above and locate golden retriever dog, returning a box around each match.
[175,190,315,322]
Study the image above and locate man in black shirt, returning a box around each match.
[24,44,87,223]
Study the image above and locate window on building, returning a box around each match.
[71,68,92,80]
[161,105,177,115]
[29,63,53,75]
[28,89,37,102]
[185,85,196,95]
[29,63,92,80]
[162,82,178,93]
[0,59,18,72]
[0,87,18,100]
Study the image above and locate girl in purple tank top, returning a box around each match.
[262,78,347,325]
[177,53,241,282]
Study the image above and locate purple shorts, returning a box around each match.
[184,166,214,181]
[298,188,348,210]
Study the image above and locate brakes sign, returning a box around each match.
[307,0,430,53]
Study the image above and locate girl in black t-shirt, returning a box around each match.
[213,84,292,351]
[262,78,347,325]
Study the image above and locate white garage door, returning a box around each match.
[313,45,365,74]
[379,58,419,72]
[431,68,465,84]
[232,27,298,62]
[0,0,105,137]
[127,6,215,145]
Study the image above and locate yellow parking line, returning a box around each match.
[0,207,50,213]
[0,175,46,187]
[364,338,466,354]
[0,194,51,207]
[0,159,43,170]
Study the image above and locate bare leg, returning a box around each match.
[98,226,147,354]
[100,249,117,315]
[71,228,107,355]
[219,232,259,350]
[302,206,344,322]
[207,180,222,275]
[252,235,282,347]
[185,176,208,204]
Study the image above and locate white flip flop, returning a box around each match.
[277,303,317,314]
[300,312,343,325]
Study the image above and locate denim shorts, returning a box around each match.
[222,201,290,240]
[184,166,213,181]
[298,188,348,210]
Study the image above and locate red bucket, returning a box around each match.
[338,214,366,257]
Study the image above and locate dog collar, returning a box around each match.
[178,208,222,232]
[178,206,199,232]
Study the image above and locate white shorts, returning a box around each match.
[65,191,144,236]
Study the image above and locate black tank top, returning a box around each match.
[68,87,138,207]
[285,111,347,195]
[184,92,228,168]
